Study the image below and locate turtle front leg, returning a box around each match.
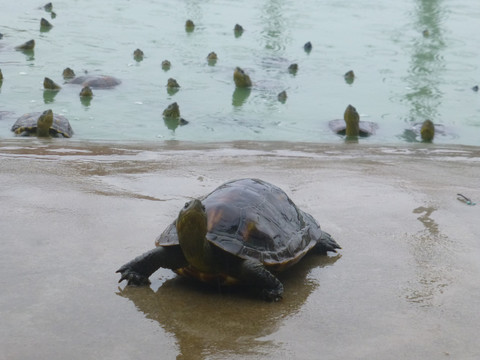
[237,259,284,301]
[117,246,187,286]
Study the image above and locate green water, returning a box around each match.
[0,0,479,144]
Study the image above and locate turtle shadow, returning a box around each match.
[116,253,341,358]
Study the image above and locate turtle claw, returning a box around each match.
[116,267,151,286]
[261,288,283,302]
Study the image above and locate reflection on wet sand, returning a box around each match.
[117,254,340,359]
[405,206,453,306]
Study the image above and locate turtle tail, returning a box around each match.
[315,231,341,254]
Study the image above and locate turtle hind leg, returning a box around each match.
[116,246,187,286]
[237,259,284,301]
[314,231,341,254]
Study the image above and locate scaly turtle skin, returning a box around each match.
[117,178,340,301]
[329,104,378,137]
[11,109,73,138]
[67,75,121,89]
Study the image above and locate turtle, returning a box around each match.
[234,24,244,37]
[40,17,53,31]
[403,119,447,142]
[117,178,340,301]
[207,51,217,65]
[288,63,298,75]
[44,77,61,90]
[15,39,35,51]
[133,48,144,62]
[418,119,435,142]
[185,19,195,32]
[167,78,180,89]
[79,86,93,97]
[344,70,355,84]
[329,104,378,137]
[304,41,312,53]
[161,60,171,71]
[233,67,252,88]
[163,102,188,128]
[11,109,73,138]
[62,67,76,79]
[67,75,121,89]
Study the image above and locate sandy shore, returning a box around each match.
[1,139,479,359]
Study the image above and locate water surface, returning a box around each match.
[0,0,479,144]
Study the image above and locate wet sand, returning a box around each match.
[1,139,479,360]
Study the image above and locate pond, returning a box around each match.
[0,0,479,144]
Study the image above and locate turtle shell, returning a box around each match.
[329,118,378,137]
[67,75,121,89]
[156,178,326,270]
[11,112,73,137]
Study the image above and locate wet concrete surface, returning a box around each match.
[1,139,479,360]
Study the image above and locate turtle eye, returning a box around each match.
[202,205,206,211]
[184,201,190,209]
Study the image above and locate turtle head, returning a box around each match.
[178,199,207,229]
[420,120,435,142]
[176,199,213,272]
[37,109,54,137]
[163,102,180,118]
[344,105,360,137]
[233,67,252,88]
